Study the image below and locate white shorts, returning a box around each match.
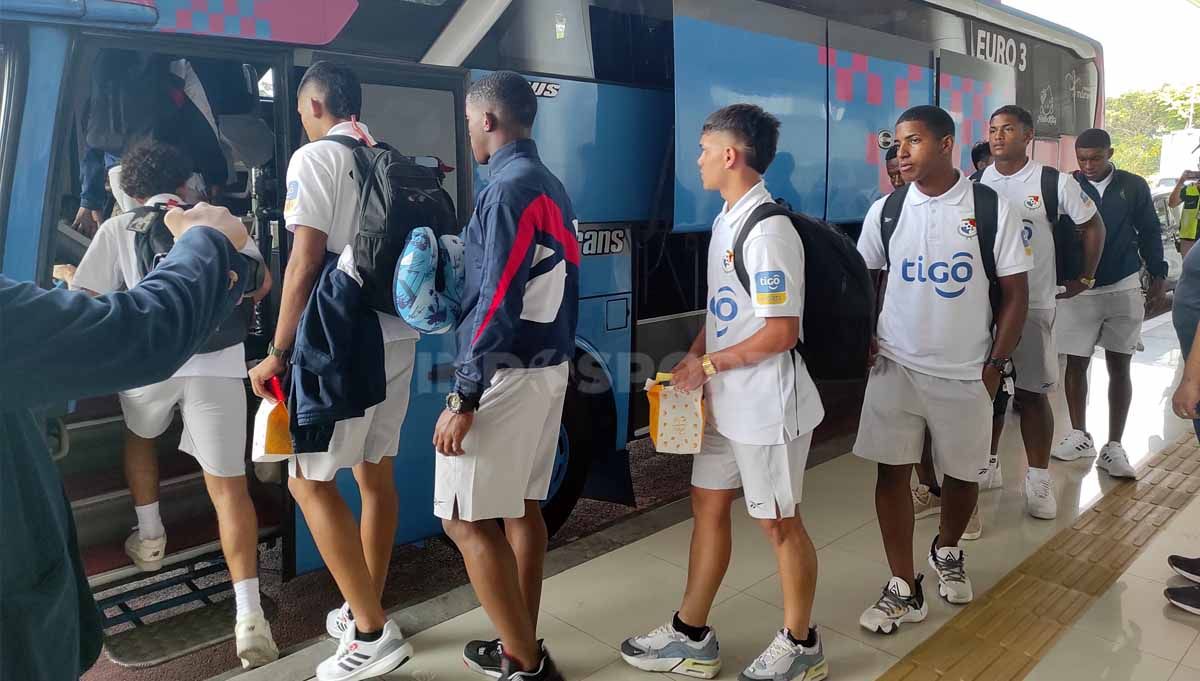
[1012,307,1058,394]
[1056,288,1145,357]
[290,340,416,482]
[691,424,813,520]
[853,356,991,483]
[119,376,248,478]
[434,362,569,522]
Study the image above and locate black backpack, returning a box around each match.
[732,200,875,381]
[126,205,264,353]
[1043,166,1103,284]
[880,183,1002,320]
[323,135,458,316]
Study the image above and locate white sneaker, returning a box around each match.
[859,576,927,635]
[739,628,828,681]
[124,530,166,572]
[1052,430,1097,461]
[236,613,279,669]
[978,456,1004,490]
[327,602,353,639]
[620,620,722,678]
[316,620,413,681]
[1098,442,1137,478]
[961,506,982,541]
[928,537,973,604]
[912,484,941,519]
[1025,470,1058,519]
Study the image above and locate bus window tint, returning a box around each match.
[588,2,672,87]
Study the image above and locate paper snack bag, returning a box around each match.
[251,376,293,463]
[646,373,704,454]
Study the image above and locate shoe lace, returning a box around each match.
[872,585,913,617]
[480,638,503,657]
[753,634,795,670]
[912,487,929,506]
[643,622,678,644]
[934,550,967,583]
[1033,477,1052,499]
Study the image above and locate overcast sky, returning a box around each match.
[1005,0,1193,96]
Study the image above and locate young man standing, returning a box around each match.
[71,140,277,669]
[856,105,1031,633]
[436,71,578,681]
[968,141,993,182]
[886,144,905,190]
[620,104,827,681]
[1052,129,1169,476]
[981,106,1105,519]
[248,61,416,681]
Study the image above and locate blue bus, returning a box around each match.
[0,0,1102,666]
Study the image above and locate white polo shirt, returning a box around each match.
[284,120,418,343]
[704,181,824,446]
[72,193,261,379]
[981,159,1097,309]
[858,173,1033,381]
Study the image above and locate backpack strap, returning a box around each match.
[733,200,790,295]
[321,134,368,149]
[971,183,1000,286]
[879,184,909,270]
[1041,165,1059,226]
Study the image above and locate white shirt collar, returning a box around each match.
[907,172,970,206]
[982,158,1037,183]
[143,193,184,208]
[327,120,376,146]
[718,181,771,228]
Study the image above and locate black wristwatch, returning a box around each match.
[446,390,479,414]
[985,357,1011,375]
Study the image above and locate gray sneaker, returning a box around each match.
[738,628,828,681]
[620,620,721,679]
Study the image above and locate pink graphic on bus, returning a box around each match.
[150,0,358,45]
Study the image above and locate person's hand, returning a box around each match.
[671,354,707,392]
[1057,279,1090,300]
[163,202,249,251]
[1182,170,1200,183]
[983,364,1002,399]
[249,354,287,401]
[1173,379,1200,420]
[433,409,474,456]
[1146,277,1168,313]
[53,264,77,287]
[72,207,103,238]
[867,336,880,368]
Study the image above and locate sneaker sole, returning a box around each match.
[1166,594,1200,616]
[462,655,502,679]
[620,653,721,679]
[1026,503,1058,520]
[859,606,928,635]
[1170,564,1200,585]
[1097,462,1137,478]
[1052,447,1097,462]
[126,553,164,572]
[738,659,828,681]
[914,506,941,520]
[960,527,982,541]
[237,637,279,670]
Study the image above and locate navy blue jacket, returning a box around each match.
[1076,168,1168,286]
[454,139,580,401]
[0,227,246,681]
[288,254,385,453]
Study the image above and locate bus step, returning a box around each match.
[104,594,277,668]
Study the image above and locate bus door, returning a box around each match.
[282,53,472,577]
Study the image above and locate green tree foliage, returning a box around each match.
[1106,84,1199,176]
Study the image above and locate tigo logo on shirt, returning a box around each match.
[709,286,739,338]
[1024,195,1042,210]
[900,253,975,299]
[754,270,787,305]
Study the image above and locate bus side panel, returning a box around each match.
[1,25,69,280]
[672,3,828,230]
[825,22,934,225]
[936,51,1016,174]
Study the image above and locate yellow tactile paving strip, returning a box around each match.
[881,433,1200,681]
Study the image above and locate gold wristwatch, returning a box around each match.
[700,354,717,377]
[1079,276,1096,290]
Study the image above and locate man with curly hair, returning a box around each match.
[71,139,278,669]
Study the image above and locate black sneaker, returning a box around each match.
[464,639,504,678]
[1169,556,1200,584]
[1165,585,1200,615]
[465,639,546,678]
[499,650,564,681]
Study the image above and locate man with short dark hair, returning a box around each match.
[1052,128,1169,477]
[71,140,277,669]
[438,70,578,681]
[968,141,992,181]
[620,104,826,681]
[248,61,417,681]
[856,105,1031,633]
[981,105,1105,520]
[886,144,905,189]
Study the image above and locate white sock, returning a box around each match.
[135,502,165,541]
[234,578,263,619]
[1027,467,1051,482]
